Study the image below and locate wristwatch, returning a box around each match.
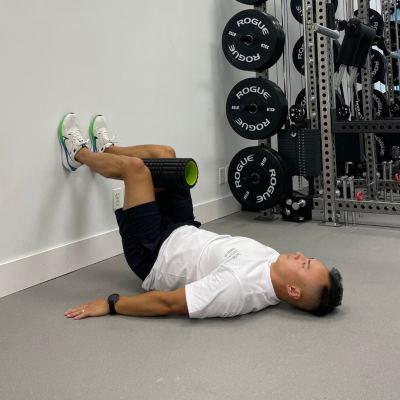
[108,294,120,315]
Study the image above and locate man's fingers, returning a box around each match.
[66,311,81,318]
[65,304,88,316]
[65,306,87,318]
[65,299,108,320]
[74,312,89,320]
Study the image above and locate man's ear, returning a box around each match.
[286,285,301,300]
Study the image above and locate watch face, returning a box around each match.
[109,294,120,303]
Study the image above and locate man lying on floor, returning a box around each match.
[59,113,343,320]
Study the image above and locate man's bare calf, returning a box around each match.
[75,144,177,209]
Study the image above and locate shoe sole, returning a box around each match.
[58,113,77,172]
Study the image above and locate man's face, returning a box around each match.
[276,252,330,290]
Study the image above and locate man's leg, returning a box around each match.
[103,145,199,226]
[105,145,176,194]
[105,144,175,159]
[76,147,155,210]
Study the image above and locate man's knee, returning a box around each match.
[160,146,176,159]
[121,156,148,176]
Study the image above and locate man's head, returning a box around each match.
[270,253,343,316]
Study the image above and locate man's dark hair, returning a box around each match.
[310,268,343,317]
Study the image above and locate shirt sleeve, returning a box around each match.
[185,265,245,319]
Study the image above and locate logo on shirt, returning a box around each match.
[224,248,241,260]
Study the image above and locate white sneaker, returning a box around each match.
[58,113,89,171]
[89,115,117,153]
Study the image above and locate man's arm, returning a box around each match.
[65,287,189,320]
[115,287,189,317]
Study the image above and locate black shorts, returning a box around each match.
[115,188,201,281]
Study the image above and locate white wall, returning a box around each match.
[0,0,260,271]
[0,0,368,296]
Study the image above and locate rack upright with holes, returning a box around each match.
[254,1,274,221]
[313,0,400,224]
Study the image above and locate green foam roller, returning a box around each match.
[141,158,199,190]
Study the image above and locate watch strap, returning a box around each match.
[108,294,120,315]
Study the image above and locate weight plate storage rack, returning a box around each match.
[222,0,292,221]
[223,0,400,227]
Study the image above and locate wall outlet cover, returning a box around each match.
[219,167,225,185]
[113,188,123,211]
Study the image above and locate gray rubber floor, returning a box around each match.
[1,211,400,400]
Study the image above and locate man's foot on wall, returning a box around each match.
[89,115,117,153]
[58,113,89,171]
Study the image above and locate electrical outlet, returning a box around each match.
[225,166,229,183]
[113,188,123,210]
[219,167,226,185]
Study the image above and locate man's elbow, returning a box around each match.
[168,304,189,316]
[166,287,189,316]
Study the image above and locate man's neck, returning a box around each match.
[269,262,283,301]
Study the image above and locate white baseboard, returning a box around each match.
[0,196,241,299]
[194,195,241,224]
[0,230,124,299]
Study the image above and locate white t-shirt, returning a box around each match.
[142,226,281,319]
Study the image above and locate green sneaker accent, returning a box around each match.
[90,116,97,152]
[58,114,69,146]
[185,161,198,187]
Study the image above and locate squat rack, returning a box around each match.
[254,0,400,225]
[313,0,400,224]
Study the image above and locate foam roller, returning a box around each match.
[141,158,199,190]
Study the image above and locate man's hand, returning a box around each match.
[65,299,110,320]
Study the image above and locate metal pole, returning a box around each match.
[255,2,273,221]
[359,0,378,200]
[317,0,340,226]
[349,176,356,226]
[383,0,395,113]
[280,0,290,122]
[394,0,400,87]
[383,161,387,201]
[342,176,349,226]
[311,24,340,39]
[302,0,311,117]
[283,0,292,108]
[389,52,400,60]
[389,160,394,202]
[348,0,356,119]
[302,0,319,128]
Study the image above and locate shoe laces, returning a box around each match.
[68,127,89,147]
[98,127,121,144]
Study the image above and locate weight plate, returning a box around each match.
[375,133,400,163]
[293,37,340,75]
[222,10,285,71]
[295,88,345,110]
[354,9,384,37]
[272,151,293,198]
[356,89,390,118]
[228,147,289,211]
[388,90,400,110]
[226,78,288,140]
[380,58,399,86]
[295,88,317,110]
[291,0,338,24]
[292,36,306,75]
[236,0,265,4]
[355,49,386,84]
[390,21,400,51]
